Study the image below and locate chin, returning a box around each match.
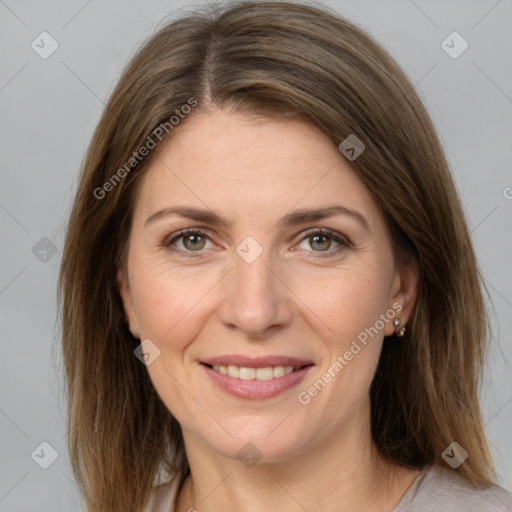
[206,422,310,465]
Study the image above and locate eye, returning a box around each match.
[164,227,351,259]
[296,228,350,257]
[165,228,213,257]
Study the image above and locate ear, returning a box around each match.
[384,255,419,337]
[116,268,141,339]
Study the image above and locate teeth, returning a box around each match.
[211,364,298,380]
[227,365,239,378]
[240,367,255,380]
[255,367,273,380]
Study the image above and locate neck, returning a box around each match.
[175,405,418,512]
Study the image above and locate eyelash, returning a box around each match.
[164,227,351,259]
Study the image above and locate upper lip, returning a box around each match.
[201,355,314,368]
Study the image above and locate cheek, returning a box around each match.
[291,260,390,345]
[128,255,222,345]
[289,260,390,403]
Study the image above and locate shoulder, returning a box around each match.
[144,477,181,512]
[394,464,512,512]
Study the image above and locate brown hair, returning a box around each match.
[58,1,496,510]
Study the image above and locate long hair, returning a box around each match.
[58,1,496,510]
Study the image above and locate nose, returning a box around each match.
[217,248,293,339]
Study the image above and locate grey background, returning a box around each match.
[1,0,511,510]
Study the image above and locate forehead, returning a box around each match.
[133,110,380,227]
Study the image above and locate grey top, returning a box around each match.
[390,464,512,512]
[146,464,512,511]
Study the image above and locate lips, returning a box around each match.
[200,354,314,399]
[201,355,313,368]
[209,364,298,380]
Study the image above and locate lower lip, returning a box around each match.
[201,364,314,399]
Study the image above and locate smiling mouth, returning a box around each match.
[203,363,311,380]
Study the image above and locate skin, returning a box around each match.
[118,108,420,511]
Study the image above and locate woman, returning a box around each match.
[58,1,512,511]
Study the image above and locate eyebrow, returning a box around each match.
[144,205,370,232]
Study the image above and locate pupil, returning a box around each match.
[312,235,330,251]
[186,234,204,249]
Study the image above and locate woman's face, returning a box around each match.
[118,109,417,463]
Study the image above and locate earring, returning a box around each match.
[393,318,406,337]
